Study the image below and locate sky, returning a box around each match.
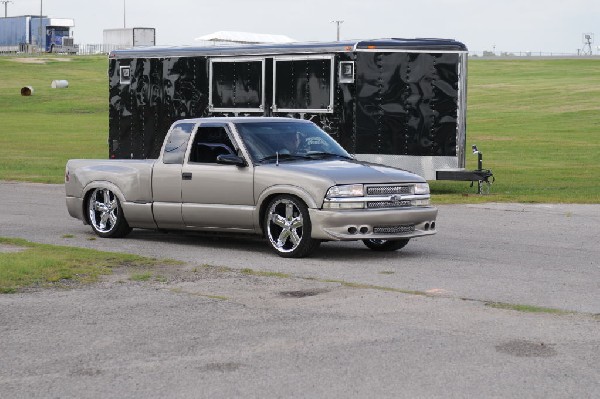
[7,0,600,54]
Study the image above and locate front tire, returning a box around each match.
[362,239,410,252]
[87,188,132,238]
[264,195,320,258]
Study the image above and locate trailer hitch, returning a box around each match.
[435,145,495,194]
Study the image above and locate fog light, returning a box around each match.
[412,199,430,206]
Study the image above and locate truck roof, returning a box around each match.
[109,37,468,59]
[174,116,311,125]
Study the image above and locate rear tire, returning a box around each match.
[362,239,410,252]
[87,188,132,238]
[264,195,320,258]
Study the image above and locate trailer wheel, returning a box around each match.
[87,188,132,238]
[264,195,320,258]
[362,239,410,252]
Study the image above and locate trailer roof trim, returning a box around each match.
[195,31,297,44]
[109,38,467,59]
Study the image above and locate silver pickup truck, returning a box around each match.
[65,117,437,257]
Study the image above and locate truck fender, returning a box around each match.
[255,185,319,232]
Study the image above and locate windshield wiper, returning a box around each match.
[305,152,353,160]
[258,153,311,163]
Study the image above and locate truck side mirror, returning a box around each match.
[216,154,247,167]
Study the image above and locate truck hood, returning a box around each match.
[257,158,425,185]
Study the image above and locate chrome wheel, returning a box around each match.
[87,188,131,238]
[267,198,303,253]
[265,195,320,258]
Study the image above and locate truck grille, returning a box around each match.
[367,185,412,196]
[373,225,415,234]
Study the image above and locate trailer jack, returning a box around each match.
[470,145,494,195]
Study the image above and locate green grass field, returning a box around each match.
[0,55,598,203]
[439,58,600,203]
[0,237,173,293]
[0,56,108,182]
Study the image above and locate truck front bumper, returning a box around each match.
[308,206,438,241]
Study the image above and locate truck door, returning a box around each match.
[181,123,255,230]
[151,122,195,229]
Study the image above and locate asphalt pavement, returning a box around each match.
[0,182,599,398]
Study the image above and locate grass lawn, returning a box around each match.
[0,237,174,293]
[0,55,598,203]
[0,56,107,182]
[432,58,600,203]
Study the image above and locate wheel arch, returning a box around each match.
[256,186,319,234]
[81,181,128,224]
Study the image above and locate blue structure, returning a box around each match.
[0,15,75,52]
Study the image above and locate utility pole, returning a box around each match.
[123,0,126,28]
[38,0,43,52]
[1,1,12,18]
[330,20,344,41]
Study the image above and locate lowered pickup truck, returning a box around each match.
[65,117,437,257]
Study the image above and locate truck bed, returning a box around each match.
[65,159,155,203]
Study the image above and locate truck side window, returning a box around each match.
[189,126,236,164]
[162,123,195,164]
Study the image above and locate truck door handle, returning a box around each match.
[182,172,192,181]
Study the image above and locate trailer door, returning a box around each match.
[354,51,460,158]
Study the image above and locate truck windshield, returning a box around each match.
[235,121,352,164]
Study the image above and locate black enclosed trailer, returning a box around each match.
[108,38,479,181]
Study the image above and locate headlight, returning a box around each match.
[414,183,430,195]
[322,201,365,209]
[326,184,364,198]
